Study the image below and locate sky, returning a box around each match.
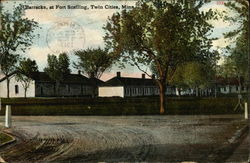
[2,0,238,81]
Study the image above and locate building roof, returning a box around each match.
[0,72,16,82]
[102,76,157,87]
[214,76,244,85]
[30,72,90,84]
[0,71,91,85]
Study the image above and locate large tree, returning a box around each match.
[74,48,113,79]
[0,5,38,98]
[223,1,248,77]
[103,0,216,114]
[224,0,248,40]
[44,53,71,96]
[223,0,249,95]
[15,58,38,98]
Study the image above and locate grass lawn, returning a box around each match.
[0,132,13,145]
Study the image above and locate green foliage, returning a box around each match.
[58,53,71,74]
[0,97,240,115]
[0,5,38,69]
[224,0,248,40]
[44,53,71,95]
[220,35,248,81]
[15,58,38,97]
[44,53,71,81]
[74,48,113,79]
[222,1,248,83]
[177,62,210,88]
[0,132,13,144]
[104,1,216,77]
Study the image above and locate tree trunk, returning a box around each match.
[158,82,166,114]
[7,78,10,98]
[24,88,27,98]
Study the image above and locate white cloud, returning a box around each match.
[26,46,51,70]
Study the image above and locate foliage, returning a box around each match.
[172,62,209,89]
[222,0,248,83]
[224,0,248,40]
[44,53,71,95]
[74,48,113,79]
[15,58,38,97]
[0,5,38,97]
[58,53,71,74]
[217,57,237,78]
[103,0,216,113]
[0,132,13,144]
[0,97,240,116]
[220,35,248,80]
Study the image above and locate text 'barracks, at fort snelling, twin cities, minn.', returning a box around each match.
[22,4,135,10]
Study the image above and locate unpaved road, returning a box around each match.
[0,115,247,162]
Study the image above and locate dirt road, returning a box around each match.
[0,115,247,162]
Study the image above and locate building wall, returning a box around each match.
[35,82,92,97]
[35,82,56,97]
[123,86,176,97]
[99,86,124,97]
[0,75,35,98]
[124,86,159,97]
[219,85,247,94]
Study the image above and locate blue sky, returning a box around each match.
[2,0,238,80]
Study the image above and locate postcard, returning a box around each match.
[0,0,249,162]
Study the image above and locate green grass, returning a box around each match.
[0,132,12,145]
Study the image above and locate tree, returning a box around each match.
[74,48,113,79]
[58,53,71,74]
[223,0,248,95]
[15,58,38,98]
[103,0,216,114]
[0,5,38,98]
[224,0,248,40]
[44,53,71,96]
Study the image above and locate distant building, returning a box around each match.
[0,71,103,98]
[214,76,247,94]
[98,72,176,97]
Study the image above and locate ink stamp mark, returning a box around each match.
[46,20,85,54]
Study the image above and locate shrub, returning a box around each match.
[0,97,241,116]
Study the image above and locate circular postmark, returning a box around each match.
[46,20,85,54]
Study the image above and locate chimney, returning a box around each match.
[152,74,155,79]
[90,72,95,78]
[78,70,81,75]
[117,72,121,78]
[142,74,145,79]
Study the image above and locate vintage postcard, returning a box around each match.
[0,0,249,162]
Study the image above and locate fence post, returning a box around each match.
[245,102,248,120]
[5,105,12,128]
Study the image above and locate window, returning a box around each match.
[15,85,19,94]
